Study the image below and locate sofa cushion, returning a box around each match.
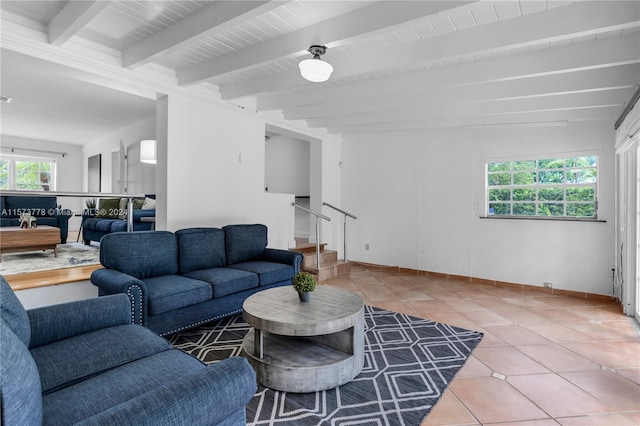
[0,217,19,226]
[100,231,179,279]
[96,198,121,218]
[184,267,259,298]
[0,276,30,346]
[144,275,213,315]
[42,349,205,426]
[176,228,226,274]
[84,218,127,233]
[0,321,43,425]
[228,261,295,286]
[30,324,170,394]
[223,224,268,265]
[4,196,56,217]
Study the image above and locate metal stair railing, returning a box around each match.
[322,202,357,262]
[292,202,331,269]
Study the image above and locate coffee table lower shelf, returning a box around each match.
[241,329,362,393]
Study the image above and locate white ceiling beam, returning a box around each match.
[177,1,474,86]
[222,0,640,99]
[47,1,111,46]
[282,65,640,120]
[123,1,283,69]
[305,90,632,128]
[258,32,640,111]
[326,107,623,133]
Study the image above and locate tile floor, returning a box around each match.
[321,264,640,426]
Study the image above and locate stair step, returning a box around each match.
[290,242,327,254]
[304,260,350,282]
[302,250,338,268]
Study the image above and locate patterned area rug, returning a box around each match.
[0,242,100,275]
[168,305,483,425]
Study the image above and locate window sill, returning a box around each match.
[479,216,606,223]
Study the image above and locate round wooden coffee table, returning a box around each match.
[241,286,364,393]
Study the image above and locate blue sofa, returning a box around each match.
[91,224,303,336]
[82,196,155,244]
[0,195,72,243]
[0,276,257,426]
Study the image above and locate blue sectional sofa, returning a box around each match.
[82,196,155,244]
[0,195,72,243]
[91,224,303,336]
[0,276,257,426]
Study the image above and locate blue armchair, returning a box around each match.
[0,276,257,426]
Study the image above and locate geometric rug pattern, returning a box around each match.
[168,305,483,425]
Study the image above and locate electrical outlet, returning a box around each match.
[365,243,370,251]
[543,282,553,288]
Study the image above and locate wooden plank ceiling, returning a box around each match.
[1,0,639,136]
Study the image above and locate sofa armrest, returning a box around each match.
[91,268,148,326]
[261,248,303,274]
[27,294,131,349]
[74,357,257,426]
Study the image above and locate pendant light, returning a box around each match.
[298,45,333,83]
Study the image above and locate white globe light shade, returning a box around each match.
[298,58,333,83]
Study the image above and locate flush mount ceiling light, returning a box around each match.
[298,45,333,83]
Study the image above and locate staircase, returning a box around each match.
[290,241,350,282]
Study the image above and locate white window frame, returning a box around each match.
[0,154,57,191]
[485,151,599,220]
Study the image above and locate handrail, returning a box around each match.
[292,202,331,222]
[322,202,357,220]
[292,202,330,270]
[322,202,357,262]
[0,190,147,232]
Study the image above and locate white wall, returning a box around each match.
[162,95,294,249]
[342,121,616,295]
[265,135,310,195]
[83,114,156,195]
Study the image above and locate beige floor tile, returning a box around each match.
[527,308,590,323]
[450,377,548,423]
[502,297,555,309]
[515,344,600,373]
[421,389,478,426]
[561,322,637,341]
[473,346,549,376]
[324,267,639,425]
[483,325,551,345]
[408,300,453,313]
[556,413,639,425]
[562,341,640,369]
[616,368,640,385]
[486,420,560,426]
[459,309,514,326]
[455,355,493,378]
[491,308,550,324]
[560,370,640,411]
[524,323,592,343]
[507,374,613,417]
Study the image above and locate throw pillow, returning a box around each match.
[96,198,121,218]
[141,197,156,210]
[118,198,128,219]
[133,198,145,210]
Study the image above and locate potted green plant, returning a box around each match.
[292,271,316,302]
[85,197,97,209]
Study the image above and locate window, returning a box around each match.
[0,156,56,191]
[486,155,597,218]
